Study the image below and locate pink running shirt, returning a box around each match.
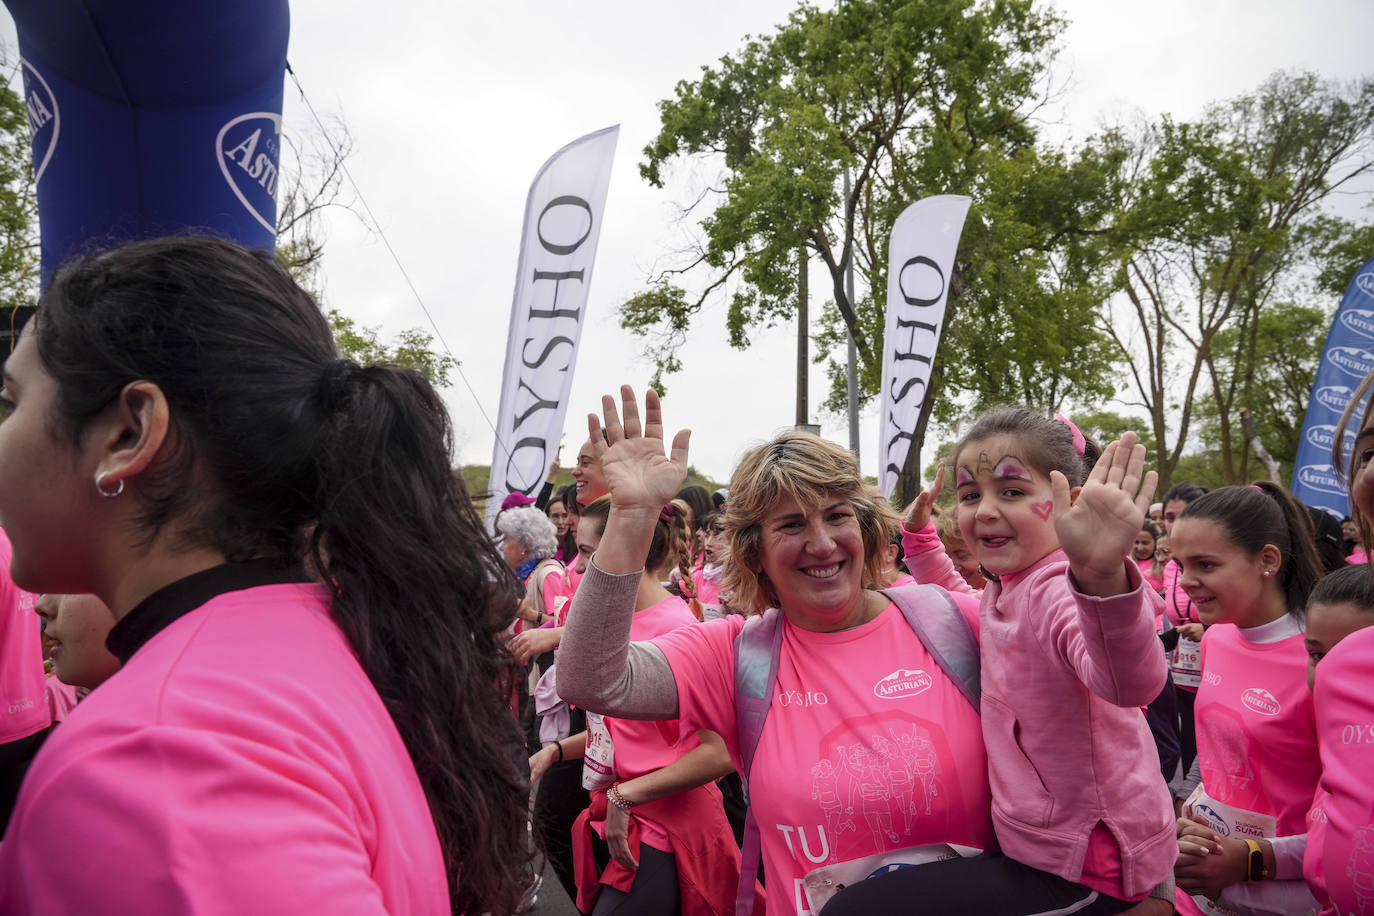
[654,603,995,916]
[1312,625,1374,916]
[1195,619,1319,837]
[0,529,46,746]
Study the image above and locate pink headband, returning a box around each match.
[1054,415,1086,457]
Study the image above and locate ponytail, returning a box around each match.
[311,366,530,913]
[667,498,702,619]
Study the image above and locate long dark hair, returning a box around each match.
[1179,481,1323,618]
[35,236,528,915]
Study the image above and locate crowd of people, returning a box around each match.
[0,234,1372,916]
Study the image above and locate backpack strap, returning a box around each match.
[732,609,784,916]
[880,584,981,711]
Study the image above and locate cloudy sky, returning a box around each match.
[11,1,1374,484]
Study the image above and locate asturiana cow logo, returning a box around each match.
[1342,309,1374,340]
[1297,464,1345,496]
[1356,271,1374,300]
[1326,347,1374,380]
[1315,385,1354,414]
[1193,804,1230,838]
[216,112,282,234]
[20,59,58,185]
[1241,687,1281,717]
[874,668,932,700]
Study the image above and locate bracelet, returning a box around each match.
[607,782,635,811]
[550,740,563,763]
[1242,839,1269,881]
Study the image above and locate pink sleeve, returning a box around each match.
[5,727,397,914]
[0,530,48,744]
[901,521,979,596]
[1042,562,1167,708]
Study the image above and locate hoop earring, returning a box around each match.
[95,473,124,498]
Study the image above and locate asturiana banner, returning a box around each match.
[1291,254,1374,518]
[879,195,971,499]
[486,125,619,529]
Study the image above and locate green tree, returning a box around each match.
[0,74,40,338]
[623,0,1114,502]
[326,309,457,387]
[1098,72,1374,487]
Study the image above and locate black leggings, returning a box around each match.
[818,854,1138,916]
[589,842,681,916]
[0,726,51,833]
[1177,686,1198,777]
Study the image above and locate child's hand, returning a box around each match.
[903,462,946,532]
[1053,431,1158,597]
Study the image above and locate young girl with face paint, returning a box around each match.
[1167,482,1324,915]
[829,408,1175,915]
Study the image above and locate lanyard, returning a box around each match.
[1170,560,1198,624]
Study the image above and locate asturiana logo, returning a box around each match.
[1316,385,1354,414]
[1356,271,1374,300]
[1306,424,1355,453]
[874,668,932,700]
[1326,347,1374,380]
[1341,309,1374,340]
[1297,464,1346,496]
[1193,804,1230,838]
[20,59,58,185]
[1241,687,1281,717]
[217,112,283,234]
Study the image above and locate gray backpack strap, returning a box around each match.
[732,609,784,916]
[881,584,981,711]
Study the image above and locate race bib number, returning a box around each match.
[582,712,616,791]
[1173,635,1202,687]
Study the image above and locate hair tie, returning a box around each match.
[1252,484,1264,492]
[1053,414,1086,457]
[659,504,676,524]
[318,359,359,412]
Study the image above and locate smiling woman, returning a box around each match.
[556,388,993,916]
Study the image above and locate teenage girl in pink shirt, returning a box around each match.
[0,236,530,915]
[1167,482,1324,915]
[830,408,1175,914]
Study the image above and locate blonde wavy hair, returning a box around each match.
[722,430,899,615]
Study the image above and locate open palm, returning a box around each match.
[589,386,692,515]
[1052,431,1157,591]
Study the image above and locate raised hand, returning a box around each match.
[903,462,946,532]
[1051,431,1157,597]
[588,386,692,517]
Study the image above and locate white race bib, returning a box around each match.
[1173,635,1202,687]
[581,712,616,791]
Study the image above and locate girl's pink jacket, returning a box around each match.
[904,523,1175,897]
[0,581,447,915]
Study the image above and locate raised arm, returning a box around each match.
[556,388,691,721]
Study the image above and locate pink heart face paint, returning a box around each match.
[954,435,1062,577]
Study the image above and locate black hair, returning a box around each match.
[951,408,1099,486]
[1309,562,1374,611]
[1307,505,1348,575]
[1162,482,1208,506]
[676,484,713,556]
[1179,481,1324,617]
[549,482,579,561]
[35,236,528,915]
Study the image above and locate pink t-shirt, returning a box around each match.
[0,581,447,915]
[602,595,708,850]
[42,676,79,724]
[0,530,46,746]
[1195,618,1319,837]
[1304,787,1330,911]
[654,604,995,916]
[1312,625,1374,915]
[1136,558,1164,596]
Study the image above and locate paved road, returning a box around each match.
[526,859,579,915]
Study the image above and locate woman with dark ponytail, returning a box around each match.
[1168,482,1323,914]
[0,236,529,915]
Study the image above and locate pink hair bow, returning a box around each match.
[1054,414,1086,457]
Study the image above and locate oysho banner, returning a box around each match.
[1291,254,1374,518]
[486,125,619,528]
[879,195,971,499]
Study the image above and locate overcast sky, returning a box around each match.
[10,1,1374,484]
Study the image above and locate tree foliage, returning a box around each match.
[1098,72,1374,487]
[326,308,456,387]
